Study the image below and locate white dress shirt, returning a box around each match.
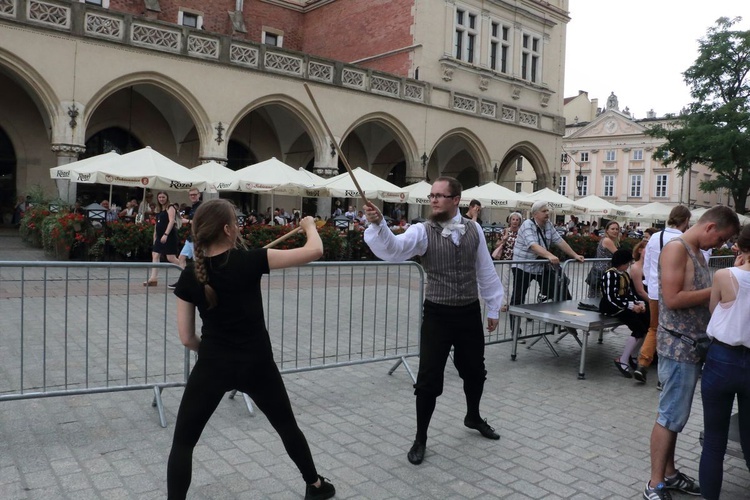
[364,213,504,318]
[643,227,683,300]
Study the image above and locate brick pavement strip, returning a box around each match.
[1,233,748,499]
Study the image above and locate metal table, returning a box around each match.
[508,300,623,379]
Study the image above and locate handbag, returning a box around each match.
[540,263,572,301]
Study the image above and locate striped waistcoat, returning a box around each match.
[421,217,479,306]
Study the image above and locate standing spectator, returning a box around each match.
[641,206,739,500]
[344,205,356,219]
[118,198,139,220]
[466,199,483,224]
[138,190,154,216]
[629,241,650,302]
[699,224,750,500]
[599,249,649,378]
[363,176,504,466]
[168,200,335,500]
[175,188,202,271]
[12,195,31,226]
[633,206,691,384]
[491,212,522,312]
[144,192,180,287]
[510,201,584,335]
[587,221,621,298]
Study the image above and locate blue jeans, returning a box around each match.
[699,342,750,500]
[656,357,702,433]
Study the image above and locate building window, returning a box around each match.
[515,157,523,171]
[489,20,510,73]
[455,8,478,64]
[263,30,283,47]
[633,149,643,161]
[580,176,589,196]
[514,182,522,193]
[521,32,541,83]
[655,174,668,197]
[558,176,567,196]
[605,150,616,162]
[603,175,615,197]
[630,175,643,197]
[82,0,110,6]
[179,10,202,29]
[580,151,589,162]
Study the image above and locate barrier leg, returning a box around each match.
[578,329,590,380]
[388,356,417,384]
[598,329,604,344]
[152,386,168,428]
[228,390,255,417]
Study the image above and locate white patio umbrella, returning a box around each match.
[525,188,588,215]
[190,161,238,192]
[632,201,675,221]
[576,195,631,219]
[68,146,207,192]
[402,180,433,205]
[49,151,121,181]
[692,206,750,225]
[316,167,408,202]
[221,157,321,196]
[462,181,534,210]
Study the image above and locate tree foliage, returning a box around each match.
[646,17,750,212]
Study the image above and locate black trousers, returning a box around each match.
[167,347,318,499]
[414,300,487,398]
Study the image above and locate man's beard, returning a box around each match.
[429,210,453,223]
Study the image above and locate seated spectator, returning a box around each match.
[119,198,139,219]
[599,249,649,378]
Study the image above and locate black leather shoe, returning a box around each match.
[464,417,500,440]
[407,440,426,465]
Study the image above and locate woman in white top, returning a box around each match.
[699,224,750,500]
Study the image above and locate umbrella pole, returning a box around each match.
[304,83,370,207]
[109,185,113,208]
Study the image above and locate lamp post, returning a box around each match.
[575,164,584,200]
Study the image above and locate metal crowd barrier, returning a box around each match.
[0,262,185,428]
[0,260,424,427]
[0,254,733,427]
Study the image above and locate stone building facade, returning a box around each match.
[561,91,727,210]
[0,0,570,220]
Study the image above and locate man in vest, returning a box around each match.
[363,176,504,465]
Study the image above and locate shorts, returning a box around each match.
[180,240,194,259]
[656,357,701,432]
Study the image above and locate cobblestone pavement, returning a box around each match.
[1,229,748,499]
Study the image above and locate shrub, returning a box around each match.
[107,221,154,259]
[19,206,52,247]
[41,211,95,259]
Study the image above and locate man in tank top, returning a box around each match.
[642,206,740,500]
[363,176,503,466]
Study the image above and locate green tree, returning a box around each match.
[647,17,750,212]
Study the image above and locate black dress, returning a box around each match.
[152,208,178,255]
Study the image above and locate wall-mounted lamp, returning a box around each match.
[421,153,428,169]
[492,162,499,175]
[330,142,336,158]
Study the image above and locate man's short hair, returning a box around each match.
[698,205,740,232]
[531,200,548,215]
[469,199,481,208]
[434,176,462,197]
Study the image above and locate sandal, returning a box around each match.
[143,280,158,287]
[614,358,633,378]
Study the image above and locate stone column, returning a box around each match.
[51,143,86,204]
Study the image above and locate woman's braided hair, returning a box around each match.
[191,199,245,309]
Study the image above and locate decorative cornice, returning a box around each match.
[51,143,86,155]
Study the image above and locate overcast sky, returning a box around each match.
[564,0,750,119]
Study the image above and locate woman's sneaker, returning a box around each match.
[643,481,672,500]
[305,475,335,500]
[663,470,700,495]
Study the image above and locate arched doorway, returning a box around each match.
[0,127,16,225]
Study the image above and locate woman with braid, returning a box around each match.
[167,199,335,500]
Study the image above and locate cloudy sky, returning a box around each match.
[564,0,750,119]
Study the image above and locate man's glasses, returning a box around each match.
[427,193,457,200]
[189,193,200,197]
